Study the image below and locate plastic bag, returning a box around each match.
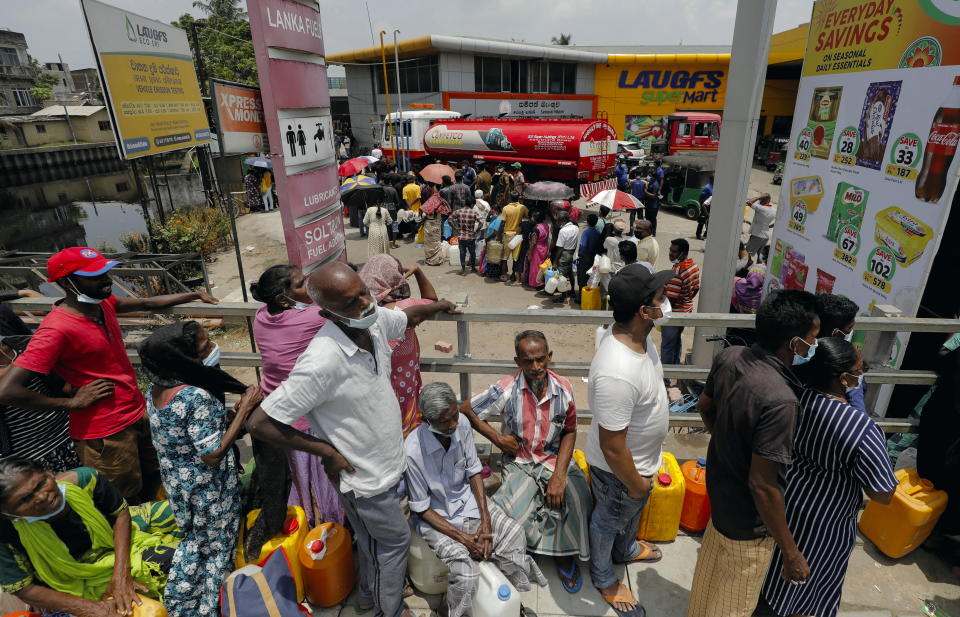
[507,234,523,250]
[544,267,558,283]
[539,258,552,271]
[133,595,168,617]
[556,276,571,293]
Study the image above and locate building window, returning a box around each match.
[530,61,576,94]
[0,47,19,66]
[35,124,46,134]
[374,55,439,94]
[772,115,793,137]
[12,89,35,107]
[98,120,111,131]
[115,182,130,192]
[474,57,528,93]
[676,122,692,137]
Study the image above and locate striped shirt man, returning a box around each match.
[665,257,701,312]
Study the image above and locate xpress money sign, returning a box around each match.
[617,69,725,105]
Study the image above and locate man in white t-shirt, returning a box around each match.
[246,262,457,617]
[586,264,673,617]
[745,193,777,255]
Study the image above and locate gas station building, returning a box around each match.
[327,25,808,151]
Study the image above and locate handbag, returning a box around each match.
[221,548,307,617]
[486,241,504,264]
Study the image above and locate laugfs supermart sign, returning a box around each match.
[247,0,344,271]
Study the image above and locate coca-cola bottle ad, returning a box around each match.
[915,75,960,203]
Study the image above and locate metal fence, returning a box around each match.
[10,298,954,434]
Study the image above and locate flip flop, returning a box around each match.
[619,541,662,564]
[557,559,583,593]
[353,596,374,615]
[601,589,646,617]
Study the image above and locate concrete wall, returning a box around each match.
[15,110,113,147]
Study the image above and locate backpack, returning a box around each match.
[221,548,308,617]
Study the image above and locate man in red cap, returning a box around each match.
[0,247,218,502]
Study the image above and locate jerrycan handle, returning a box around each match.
[906,479,934,496]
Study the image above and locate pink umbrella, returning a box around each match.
[338,157,371,178]
[419,163,457,185]
[587,189,643,211]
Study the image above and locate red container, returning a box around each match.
[680,458,711,533]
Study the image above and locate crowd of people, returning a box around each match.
[0,230,948,617]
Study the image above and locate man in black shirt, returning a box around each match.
[686,289,819,617]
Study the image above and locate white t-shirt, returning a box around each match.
[556,222,579,250]
[261,306,408,497]
[630,235,659,265]
[603,235,628,271]
[585,330,669,477]
[748,202,777,240]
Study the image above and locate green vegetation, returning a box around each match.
[124,206,232,258]
[174,0,257,88]
[29,59,58,103]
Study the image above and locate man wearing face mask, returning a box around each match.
[0,247,219,503]
[404,383,546,617]
[686,289,818,617]
[586,266,673,617]
[813,293,866,414]
[661,239,701,382]
[245,262,458,617]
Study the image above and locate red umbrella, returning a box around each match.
[587,189,643,211]
[338,157,371,177]
[419,163,457,185]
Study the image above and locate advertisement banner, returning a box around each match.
[768,0,960,373]
[211,79,269,155]
[447,96,594,119]
[248,0,344,270]
[80,0,210,160]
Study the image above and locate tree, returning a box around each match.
[192,0,246,20]
[173,13,258,87]
[28,58,58,103]
[551,33,572,45]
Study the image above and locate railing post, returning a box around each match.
[456,319,471,401]
[861,304,903,417]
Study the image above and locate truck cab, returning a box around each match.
[379,109,461,164]
[651,112,722,156]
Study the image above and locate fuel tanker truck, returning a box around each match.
[378,110,618,184]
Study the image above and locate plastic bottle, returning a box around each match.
[916,75,960,203]
[473,562,521,617]
[637,452,685,542]
[407,530,449,594]
[299,522,355,607]
[679,458,711,533]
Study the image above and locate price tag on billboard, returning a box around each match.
[884,132,922,180]
[795,127,813,161]
[832,126,859,166]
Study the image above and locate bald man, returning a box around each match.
[630,219,659,266]
[247,262,457,617]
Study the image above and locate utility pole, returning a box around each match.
[58,54,77,144]
[379,30,396,156]
[690,0,778,366]
[189,21,208,98]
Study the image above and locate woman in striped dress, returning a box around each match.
[762,337,897,617]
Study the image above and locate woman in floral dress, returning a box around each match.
[359,255,438,437]
[139,321,263,617]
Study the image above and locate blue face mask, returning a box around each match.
[844,373,864,393]
[202,344,221,367]
[428,424,455,437]
[12,483,68,523]
[791,337,818,366]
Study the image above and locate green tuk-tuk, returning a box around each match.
[661,154,716,220]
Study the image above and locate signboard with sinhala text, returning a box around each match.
[80,0,210,160]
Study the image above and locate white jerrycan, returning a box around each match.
[473,561,521,617]
[407,531,449,595]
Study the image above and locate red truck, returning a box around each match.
[649,112,722,156]
[379,111,618,183]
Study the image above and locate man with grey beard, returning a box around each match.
[461,331,593,593]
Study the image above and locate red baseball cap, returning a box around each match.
[46,247,120,282]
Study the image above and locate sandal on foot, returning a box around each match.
[620,541,662,564]
[353,597,374,614]
[557,560,582,593]
[601,589,646,617]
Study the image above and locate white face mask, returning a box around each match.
[284,295,311,311]
[736,257,749,271]
[202,344,221,367]
[5,483,68,523]
[671,257,681,264]
[67,279,105,304]
[328,297,379,330]
[428,424,456,437]
[834,328,854,342]
[647,297,672,326]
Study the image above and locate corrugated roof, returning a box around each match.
[30,105,105,118]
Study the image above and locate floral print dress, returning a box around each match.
[147,385,241,617]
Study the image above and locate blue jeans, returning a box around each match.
[459,239,477,269]
[588,466,649,590]
[660,324,684,366]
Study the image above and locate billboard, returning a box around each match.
[767,0,960,391]
[211,79,269,155]
[247,0,344,270]
[444,93,595,119]
[80,0,210,159]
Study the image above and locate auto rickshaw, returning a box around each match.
[772,161,784,185]
[660,154,716,220]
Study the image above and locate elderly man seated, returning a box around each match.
[461,330,592,592]
[404,383,545,617]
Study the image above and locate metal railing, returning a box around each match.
[8,298,952,434]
